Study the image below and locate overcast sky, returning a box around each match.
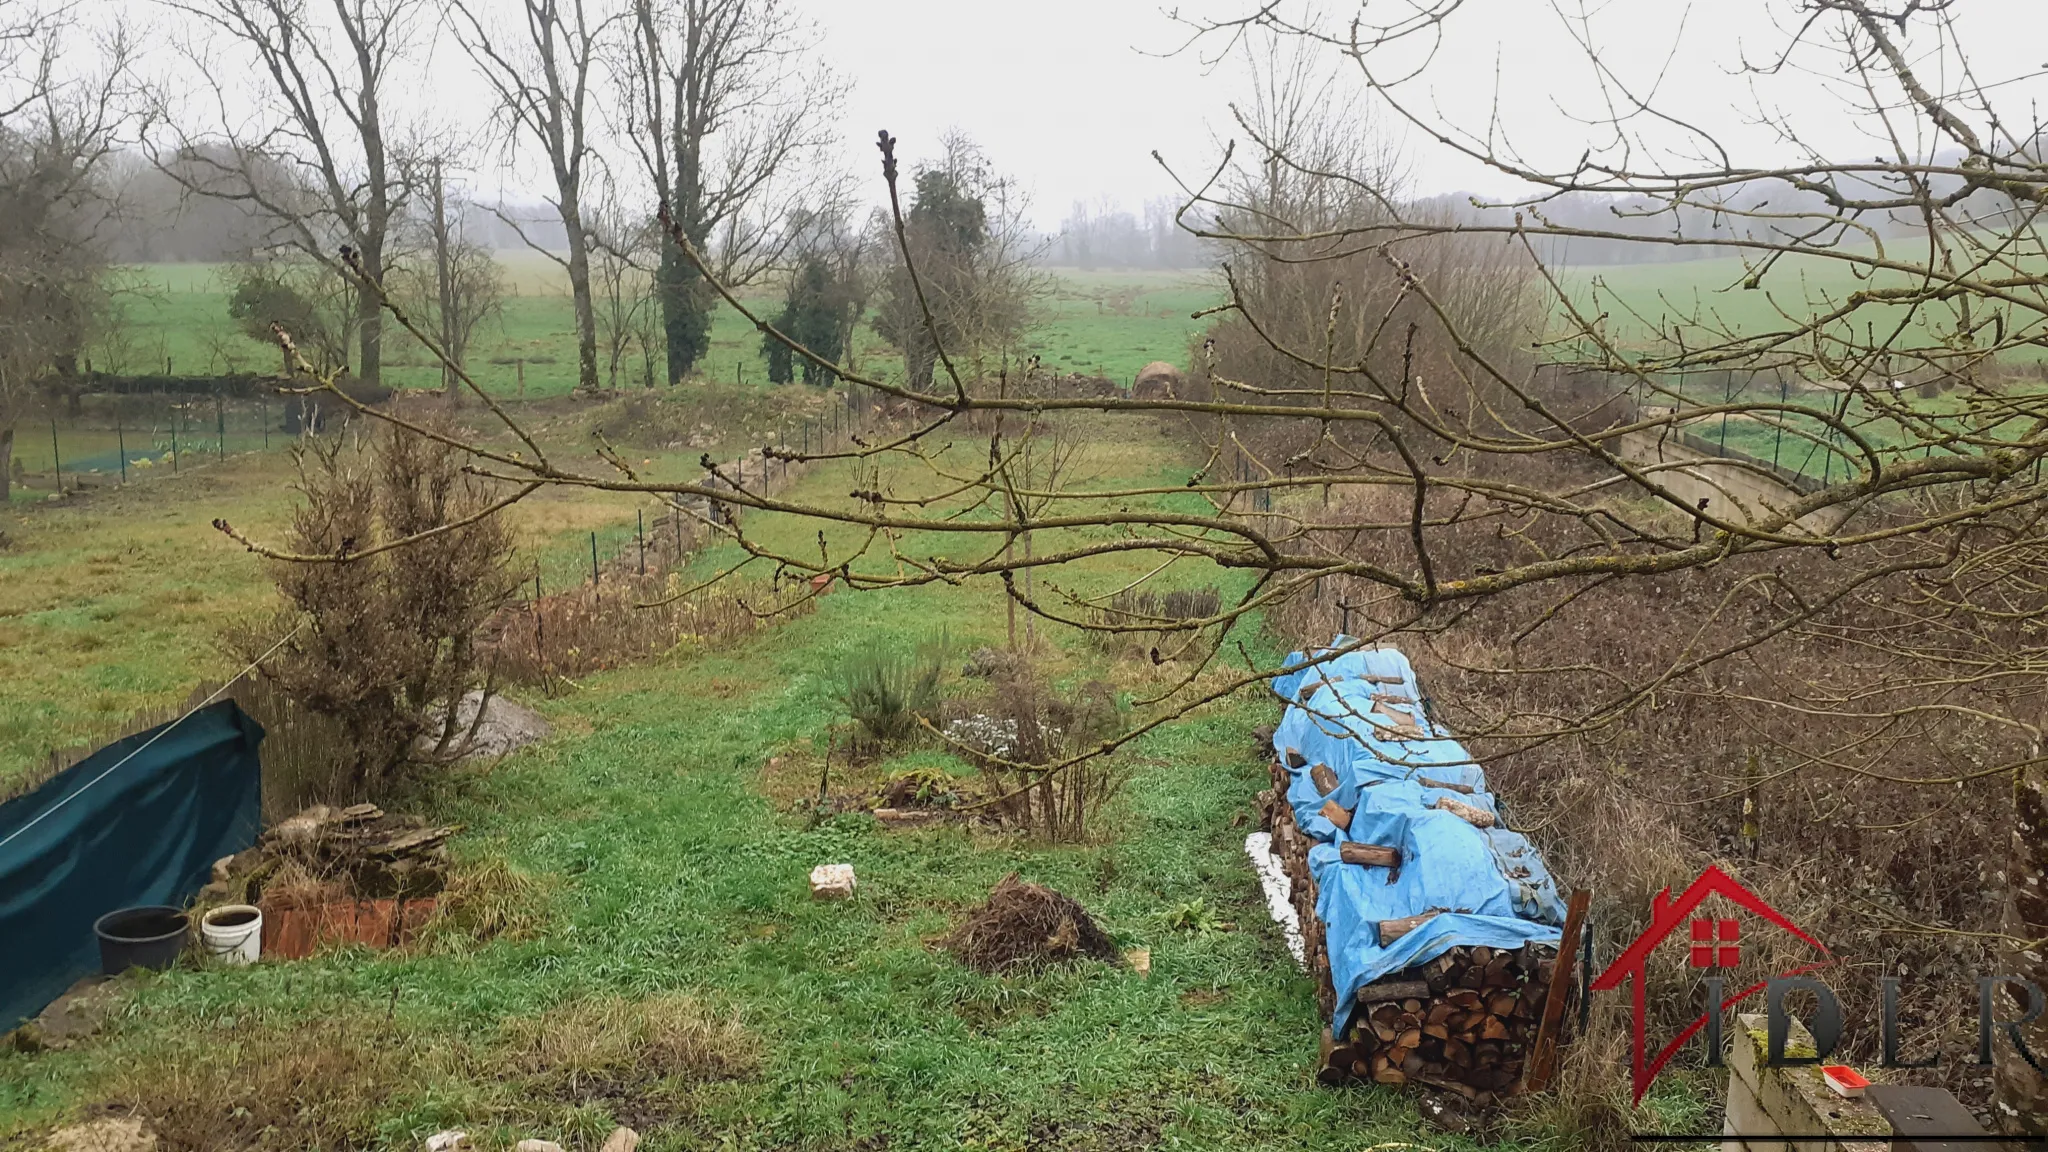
[128,0,2048,231]
[797,0,2048,226]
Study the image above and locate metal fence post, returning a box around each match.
[590,532,600,592]
[637,509,646,576]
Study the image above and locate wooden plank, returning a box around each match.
[1521,888,1589,1092]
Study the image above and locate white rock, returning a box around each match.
[810,862,857,900]
[513,1141,566,1152]
[599,1128,640,1152]
[423,1132,469,1152]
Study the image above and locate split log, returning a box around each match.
[1359,971,1441,1000]
[1339,843,1401,869]
[1286,749,1308,769]
[1310,763,1341,793]
[1377,910,1443,946]
[1320,800,1353,831]
[1429,795,1496,828]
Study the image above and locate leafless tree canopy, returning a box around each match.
[0,2,126,502]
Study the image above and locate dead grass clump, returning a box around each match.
[1088,585,1222,662]
[946,873,1121,974]
[1509,997,1638,1151]
[501,994,761,1094]
[421,855,556,946]
[102,1013,448,1152]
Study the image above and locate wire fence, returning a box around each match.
[9,392,298,502]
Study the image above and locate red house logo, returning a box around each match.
[1590,865,1833,1103]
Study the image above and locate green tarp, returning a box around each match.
[0,701,263,1029]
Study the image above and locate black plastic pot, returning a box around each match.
[94,906,189,975]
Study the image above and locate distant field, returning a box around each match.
[1558,246,2048,362]
[100,257,1216,399]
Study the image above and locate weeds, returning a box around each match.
[945,661,1130,842]
[1089,585,1222,662]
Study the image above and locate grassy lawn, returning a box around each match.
[0,430,1546,1152]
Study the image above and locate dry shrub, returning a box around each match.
[500,994,760,1095]
[945,873,1122,974]
[488,569,815,684]
[231,410,520,797]
[1088,585,1221,662]
[943,662,1129,842]
[101,1012,451,1152]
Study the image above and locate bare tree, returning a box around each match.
[147,0,423,389]
[583,190,657,391]
[400,157,505,395]
[448,0,614,396]
[0,5,127,502]
[622,0,847,384]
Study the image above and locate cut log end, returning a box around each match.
[1429,795,1496,828]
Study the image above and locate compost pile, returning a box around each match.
[946,873,1119,974]
[1260,644,1577,1104]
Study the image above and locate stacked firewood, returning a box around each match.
[1327,943,1553,1098]
[1258,761,1571,1102]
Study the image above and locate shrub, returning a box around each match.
[944,661,1129,842]
[835,633,949,750]
[232,412,519,798]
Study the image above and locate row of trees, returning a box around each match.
[0,0,1060,500]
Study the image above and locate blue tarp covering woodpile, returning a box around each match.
[1272,641,1565,1036]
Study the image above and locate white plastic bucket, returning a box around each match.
[200,904,262,965]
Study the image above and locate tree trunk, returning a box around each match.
[657,245,699,384]
[1995,756,2048,1136]
[431,164,457,398]
[356,231,384,389]
[0,423,12,504]
[560,191,600,395]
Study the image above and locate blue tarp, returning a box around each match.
[1272,642,1565,1034]
[0,701,263,1029]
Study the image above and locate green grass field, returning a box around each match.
[92,258,1214,400]
[0,254,1750,1146]
[1560,245,2048,363]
